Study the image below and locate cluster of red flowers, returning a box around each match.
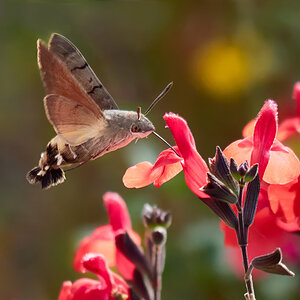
[123,82,300,275]
[59,192,138,300]
[58,192,171,300]
[58,82,300,299]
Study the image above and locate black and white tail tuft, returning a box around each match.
[26,166,65,189]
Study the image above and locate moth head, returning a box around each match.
[130,108,155,137]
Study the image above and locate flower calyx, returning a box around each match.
[201,173,238,204]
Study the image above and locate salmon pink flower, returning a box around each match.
[229,99,300,230]
[123,147,183,188]
[243,82,300,141]
[58,254,131,300]
[65,193,171,300]
[268,176,300,230]
[224,100,300,185]
[73,192,141,281]
[123,113,209,198]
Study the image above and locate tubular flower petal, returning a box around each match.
[103,192,132,232]
[251,100,277,179]
[268,176,300,228]
[163,113,210,198]
[73,225,115,272]
[244,82,300,141]
[58,278,109,300]
[122,147,183,188]
[59,255,131,300]
[224,100,300,184]
[103,192,141,280]
[123,113,209,198]
[264,141,300,184]
[73,193,141,281]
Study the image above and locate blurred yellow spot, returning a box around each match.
[192,40,250,99]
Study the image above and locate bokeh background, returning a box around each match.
[0,0,300,299]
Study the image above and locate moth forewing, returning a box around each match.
[37,39,103,119]
[48,33,118,111]
[44,94,107,146]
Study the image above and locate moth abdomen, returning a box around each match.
[26,165,65,189]
[26,140,67,189]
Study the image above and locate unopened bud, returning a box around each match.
[243,174,260,228]
[238,161,249,177]
[142,204,172,229]
[115,232,153,280]
[201,173,238,204]
[209,147,239,195]
[244,164,259,183]
[230,158,241,181]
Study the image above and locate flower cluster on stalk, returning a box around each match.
[123,84,300,298]
[58,192,171,300]
[57,82,300,300]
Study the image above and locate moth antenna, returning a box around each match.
[152,131,180,157]
[137,106,141,120]
[135,138,139,144]
[144,82,173,116]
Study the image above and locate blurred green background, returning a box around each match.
[0,0,299,299]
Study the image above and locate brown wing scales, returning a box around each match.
[38,40,104,120]
[44,94,107,146]
[48,33,119,111]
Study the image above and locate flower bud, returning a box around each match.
[243,174,260,229]
[209,146,239,195]
[115,231,153,280]
[244,164,259,183]
[230,158,241,181]
[238,161,249,177]
[142,204,172,229]
[201,173,238,204]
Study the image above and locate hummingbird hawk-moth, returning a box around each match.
[27,33,171,189]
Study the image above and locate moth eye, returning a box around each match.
[131,124,142,133]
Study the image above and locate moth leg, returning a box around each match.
[68,144,77,159]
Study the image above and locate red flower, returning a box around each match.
[73,192,141,280]
[224,100,300,185]
[221,191,300,276]
[243,82,300,141]
[123,147,183,188]
[268,176,300,230]
[123,113,209,198]
[58,254,131,300]
[222,100,300,276]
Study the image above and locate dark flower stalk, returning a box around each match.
[236,179,255,299]
[204,148,259,299]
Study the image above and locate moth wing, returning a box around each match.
[38,39,104,120]
[44,94,107,146]
[48,33,119,111]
